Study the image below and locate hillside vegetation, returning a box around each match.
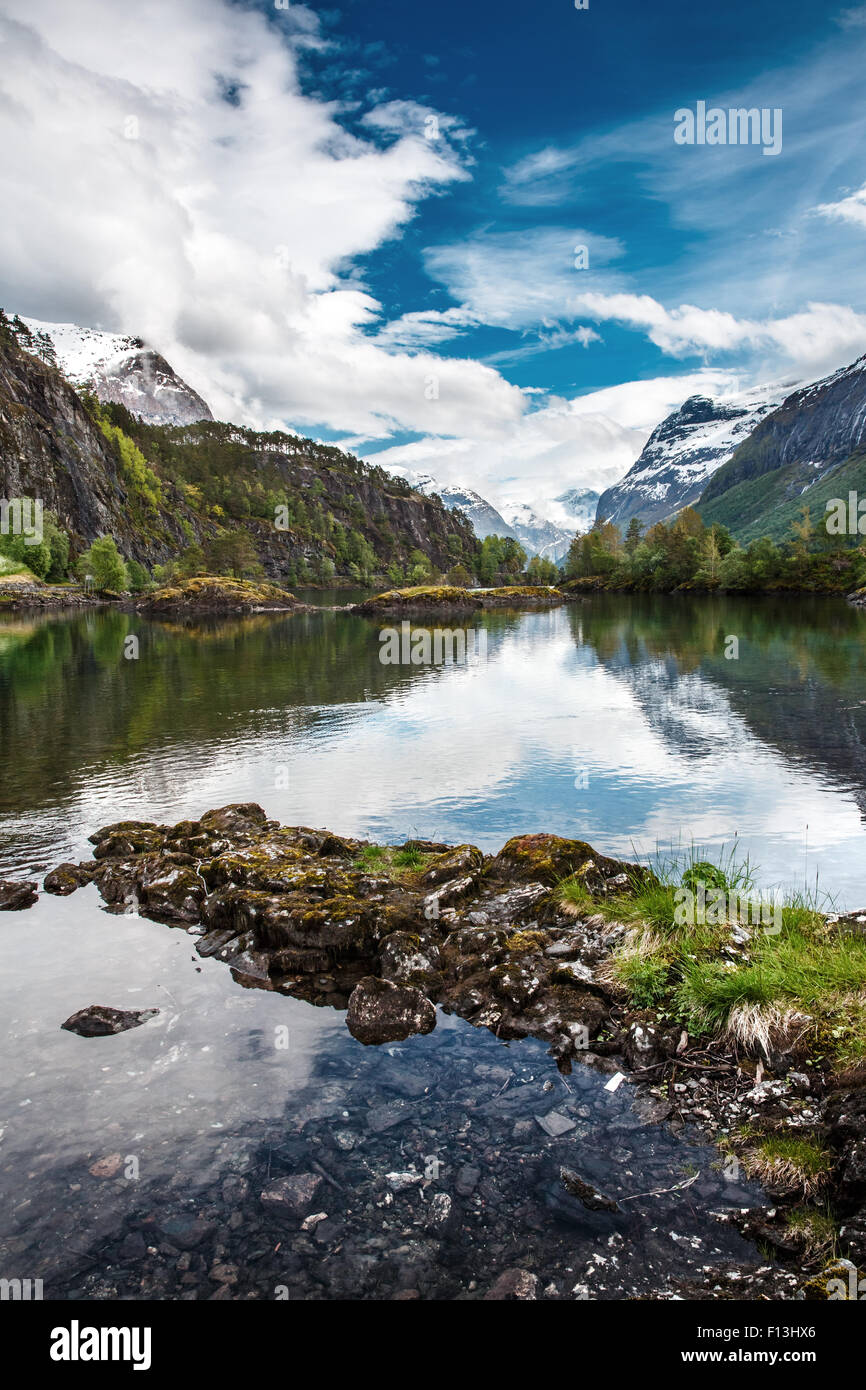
[0,309,504,591]
[564,506,866,594]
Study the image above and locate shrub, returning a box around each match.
[76,536,129,592]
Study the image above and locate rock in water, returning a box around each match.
[61,1004,159,1037]
[260,1173,323,1216]
[483,1268,539,1300]
[0,879,38,911]
[559,1166,620,1213]
[346,976,436,1045]
[43,863,91,896]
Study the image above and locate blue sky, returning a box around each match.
[2,0,866,515]
[296,0,866,391]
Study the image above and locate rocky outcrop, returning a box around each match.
[0,878,38,910]
[352,585,574,616]
[16,317,213,427]
[0,318,481,583]
[698,352,866,541]
[137,577,298,616]
[0,330,209,568]
[400,474,516,542]
[703,354,866,504]
[43,804,866,1279]
[84,347,212,428]
[48,805,649,1065]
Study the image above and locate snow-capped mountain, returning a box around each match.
[698,350,866,539]
[554,487,601,533]
[703,353,866,493]
[395,471,574,561]
[594,383,791,529]
[17,317,213,426]
[497,501,574,563]
[403,475,516,542]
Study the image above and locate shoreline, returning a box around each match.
[4,573,864,616]
[15,804,863,1297]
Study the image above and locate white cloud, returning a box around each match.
[422,225,626,330]
[571,292,866,379]
[367,369,747,522]
[814,182,866,230]
[370,305,481,349]
[0,0,525,439]
[4,0,865,528]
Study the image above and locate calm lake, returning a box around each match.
[1,592,864,1299]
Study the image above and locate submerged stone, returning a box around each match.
[261,1173,323,1215]
[559,1166,621,1213]
[61,1004,159,1037]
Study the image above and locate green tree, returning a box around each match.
[446,562,472,587]
[176,543,207,578]
[527,554,558,584]
[77,536,129,592]
[624,517,644,555]
[205,531,263,578]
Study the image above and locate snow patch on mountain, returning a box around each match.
[594,381,796,529]
[20,317,213,427]
[393,469,574,560]
[497,501,574,562]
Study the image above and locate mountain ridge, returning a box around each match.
[0,313,480,585]
[595,382,789,530]
[698,351,866,541]
[17,316,214,427]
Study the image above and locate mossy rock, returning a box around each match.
[139,577,296,614]
[420,843,484,887]
[504,929,549,954]
[353,585,483,614]
[477,586,568,607]
[90,825,169,859]
[43,862,93,896]
[801,1259,866,1300]
[489,833,647,891]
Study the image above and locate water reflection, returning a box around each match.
[1,594,865,903]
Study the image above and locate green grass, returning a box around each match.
[786,1206,837,1258]
[744,1135,834,1195]
[673,912,866,1053]
[557,875,594,912]
[353,844,386,869]
[615,954,672,1008]
[351,842,433,880]
[392,846,423,868]
[568,842,866,1070]
[0,554,35,579]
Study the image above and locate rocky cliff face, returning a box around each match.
[401,473,517,540]
[0,330,182,561]
[596,385,785,529]
[0,327,478,579]
[701,354,866,505]
[18,318,213,427]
